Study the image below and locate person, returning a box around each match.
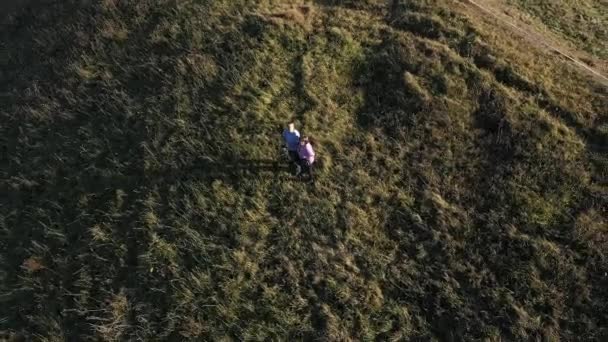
[297,136,315,180]
[282,122,300,164]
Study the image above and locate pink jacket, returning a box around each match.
[298,143,315,164]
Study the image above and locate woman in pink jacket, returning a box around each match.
[297,136,315,181]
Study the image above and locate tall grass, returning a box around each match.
[1,0,606,340]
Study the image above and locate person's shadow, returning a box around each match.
[157,157,293,184]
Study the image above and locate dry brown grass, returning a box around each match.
[264,4,315,29]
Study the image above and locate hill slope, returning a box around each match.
[507,0,608,60]
[1,0,607,340]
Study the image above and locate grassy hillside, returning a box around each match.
[1,0,607,340]
[507,0,608,59]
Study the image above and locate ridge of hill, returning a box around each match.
[458,0,608,86]
[1,0,607,340]
[506,0,608,60]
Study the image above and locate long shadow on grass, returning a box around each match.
[149,158,290,184]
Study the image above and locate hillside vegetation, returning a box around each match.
[1,0,607,340]
[507,0,608,59]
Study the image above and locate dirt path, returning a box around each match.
[456,0,608,87]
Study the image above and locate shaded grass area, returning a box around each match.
[1,0,607,340]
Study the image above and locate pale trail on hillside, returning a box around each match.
[461,0,608,87]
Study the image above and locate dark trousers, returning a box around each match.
[298,159,313,179]
[288,150,299,163]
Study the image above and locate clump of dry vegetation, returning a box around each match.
[264,4,315,29]
[1,0,606,340]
